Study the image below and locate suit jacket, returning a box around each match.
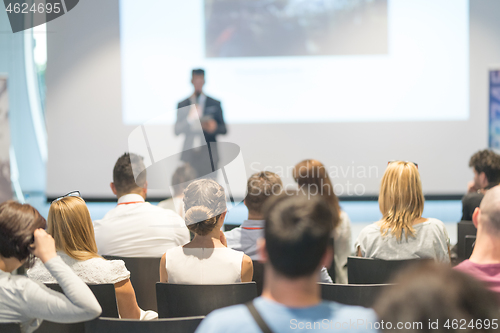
[175,95,227,163]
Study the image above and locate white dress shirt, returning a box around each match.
[93,194,190,257]
[225,220,333,283]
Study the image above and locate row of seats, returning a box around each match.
[22,281,392,333]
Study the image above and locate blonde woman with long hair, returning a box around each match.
[293,159,352,284]
[355,161,450,262]
[28,194,157,319]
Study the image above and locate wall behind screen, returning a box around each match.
[46,0,499,198]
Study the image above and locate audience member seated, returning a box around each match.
[455,186,500,295]
[196,193,378,333]
[374,263,499,333]
[94,153,190,257]
[293,159,352,284]
[158,163,197,218]
[225,171,282,259]
[0,201,101,332]
[160,179,253,283]
[356,161,450,262]
[461,149,500,221]
[27,195,157,319]
[225,171,333,283]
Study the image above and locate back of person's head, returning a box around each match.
[374,263,499,333]
[183,179,227,236]
[192,68,205,77]
[171,163,197,197]
[477,185,500,233]
[0,201,46,263]
[113,153,146,196]
[469,149,500,185]
[48,196,99,261]
[293,159,341,221]
[245,171,283,215]
[262,193,336,278]
[379,161,424,241]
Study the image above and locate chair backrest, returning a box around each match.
[35,283,118,333]
[156,282,258,318]
[320,283,392,308]
[252,261,265,296]
[348,256,431,284]
[465,235,476,260]
[103,256,161,311]
[457,221,477,261]
[0,323,21,333]
[223,223,239,232]
[84,316,204,333]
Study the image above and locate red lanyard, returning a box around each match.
[117,201,144,205]
[242,227,264,230]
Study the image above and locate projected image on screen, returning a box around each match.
[120,0,469,125]
[205,0,388,58]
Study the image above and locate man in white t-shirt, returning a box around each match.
[93,153,190,257]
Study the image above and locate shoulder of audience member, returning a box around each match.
[195,304,253,333]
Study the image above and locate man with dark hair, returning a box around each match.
[455,186,500,296]
[93,153,190,257]
[175,69,227,178]
[461,149,500,220]
[158,163,197,217]
[196,194,377,333]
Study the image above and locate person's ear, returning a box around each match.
[472,207,480,228]
[479,172,488,187]
[110,183,117,196]
[256,238,268,263]
[191,78,194,85]
[320,246,334,269]
[218,211,227,224]
[143,181,148,195]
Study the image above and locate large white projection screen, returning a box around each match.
[46,0,492,199]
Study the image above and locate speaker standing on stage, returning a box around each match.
[175,69,227,177]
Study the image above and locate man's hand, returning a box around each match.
[31,229,57,263]
[201,119,217,134]
[467,181,478,194]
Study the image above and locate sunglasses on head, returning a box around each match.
[388,160,418,169]
[51,190,81,204]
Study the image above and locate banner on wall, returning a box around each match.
[0,76,13,203]
[489,69,500,151]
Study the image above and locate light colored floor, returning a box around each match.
[26,195,461,250]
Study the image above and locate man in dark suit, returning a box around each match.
[175,69,227,178]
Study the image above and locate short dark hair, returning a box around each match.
[374,263,499,333]
[263,193,334,278]
[192,69,205,77]
[171,163,197,196]
[0,201,46,262]
[245,171,283,214]
[469,149,500,184]
[113,153,146,194]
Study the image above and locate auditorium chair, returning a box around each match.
[347,256,432,284]
[84,316,204,333]
[252,260,265,295]
[465,235,476,260]
[156,282,258,318]
[0,323,21,333]
[319,283,392,308]
[457,221,477,262]
[35,283,118,333]
[103,256,161,311]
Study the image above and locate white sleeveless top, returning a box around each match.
[28,251,130,284]
[165,246,244,284]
